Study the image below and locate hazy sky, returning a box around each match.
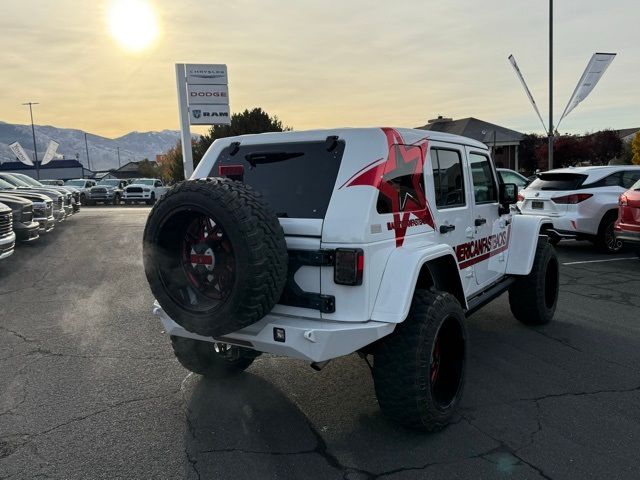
[0,0,637,137]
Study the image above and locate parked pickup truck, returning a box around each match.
[0,194,39,242]
[0,178,57,232]
[0,202,16,260]
[122,178,168,205]
[86,179,129,205]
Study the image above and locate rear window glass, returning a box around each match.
[213,140,344,219]
[528,173,586,191]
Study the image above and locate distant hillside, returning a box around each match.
[0,121,186,171]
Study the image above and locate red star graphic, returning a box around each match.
[341,128,435,247]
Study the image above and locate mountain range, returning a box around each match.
[0,121,185,171]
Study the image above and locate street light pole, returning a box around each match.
[22,102,40,179]
[548,0,554,170]
[117,146,121,168]
[84,132,92,172]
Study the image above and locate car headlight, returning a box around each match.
[143,188,151,192]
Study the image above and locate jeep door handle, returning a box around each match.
[474,218,487,227]
[439,224,456,234]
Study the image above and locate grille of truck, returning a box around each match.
[57,196,63,208]
[0,212,13,237]
[127,187,143,193]
[93,188,107,194]
[21,205,33,223]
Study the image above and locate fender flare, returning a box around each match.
[505,214,554,275]
[371,244,466,324]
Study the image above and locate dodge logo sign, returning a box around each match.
[192,109,202,119]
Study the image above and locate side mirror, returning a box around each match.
[500,183,518,205]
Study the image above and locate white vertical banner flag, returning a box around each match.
[559,53,616,125]
[9,142,34,166]
[41,140,59,165]
[508,55,547,131]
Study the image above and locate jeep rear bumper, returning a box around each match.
[153,303,395,362]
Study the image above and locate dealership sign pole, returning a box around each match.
[175,63,230,179]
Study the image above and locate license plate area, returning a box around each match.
[531,200,544,210]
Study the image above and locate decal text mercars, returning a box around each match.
[456,226,511,269]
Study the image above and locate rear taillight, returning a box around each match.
[551,193,593,204]
[619,194,628,206]
[334,248,364,286]
[218,165,245,181]
[517,193,525,202]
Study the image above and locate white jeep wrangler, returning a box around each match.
[143,127,559,431]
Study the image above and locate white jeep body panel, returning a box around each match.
[154,127,551,361]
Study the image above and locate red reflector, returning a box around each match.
[551,193,593,204]
[619,194,628,206]
[218,165,245,178]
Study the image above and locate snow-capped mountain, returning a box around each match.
[0,121,185,171]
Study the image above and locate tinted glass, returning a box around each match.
[622,171,640,189]
[0,178,15,189]
[99,180,120,186]
[14,174,41,186]
[214,140,344,219]
[528,173,587,191]
[65,180,86,186]
[469,153,497,203]
[1,174,30,187]
[431,149,465,208]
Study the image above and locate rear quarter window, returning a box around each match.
[213,140,344,219]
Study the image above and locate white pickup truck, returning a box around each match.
[122,178,168,205]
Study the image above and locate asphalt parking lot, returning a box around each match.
[1,208,639,480]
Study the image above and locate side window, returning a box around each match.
[622,171,640,189]
[431,149,465,209]
[469,153,498,204]
[376,144,427,214]
[155,180,162,187]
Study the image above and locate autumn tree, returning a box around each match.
[137,158,160,178]
[632,131,640,165]
[160,108,290,184]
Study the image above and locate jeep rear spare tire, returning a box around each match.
[143,178,288,337]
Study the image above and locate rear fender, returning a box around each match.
[371,244,466,323]
[506,215,553,275]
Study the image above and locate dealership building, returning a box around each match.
[0,159,92,181]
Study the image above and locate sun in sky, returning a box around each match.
[108,0,159,53]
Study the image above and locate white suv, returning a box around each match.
[519,166,640,252]
[143,127,559,431]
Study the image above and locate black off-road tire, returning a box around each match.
[171,336,260,378]
[508,239,559,325]
[373,289,467,432]
[144,178,288,337]
[594,211,624,253]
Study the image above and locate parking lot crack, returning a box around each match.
[0,325,37,344]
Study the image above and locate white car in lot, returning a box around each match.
[122,178,168,205]
[519,166,640,252]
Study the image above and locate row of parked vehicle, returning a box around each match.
[498,165,640,255]
[0,172,83,261]
[42,178,169,206]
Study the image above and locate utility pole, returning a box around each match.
[22,102,40,179]
[84,132,92,171]
[117,146,121,168]
[548,0,554,170]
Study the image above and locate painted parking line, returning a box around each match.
[562,257,639,266]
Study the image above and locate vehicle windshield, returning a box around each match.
[132,179,156,185]
[0,174,31,187]
[13,173,43,187]
[213,140,345,219]
[527,173,587,191]
[0,178,16,189]
[98,179,121,186]
[65,179,86,187]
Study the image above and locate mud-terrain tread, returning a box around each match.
[508,239,558,325]
[144,178,288,336]
[373,289,467,432]
[171,336,260,378]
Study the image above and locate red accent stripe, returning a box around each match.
[338,157,384,190]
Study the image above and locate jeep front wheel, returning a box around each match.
[508,239,559,325]
[171,336,260,378]
[373,289,467,431]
